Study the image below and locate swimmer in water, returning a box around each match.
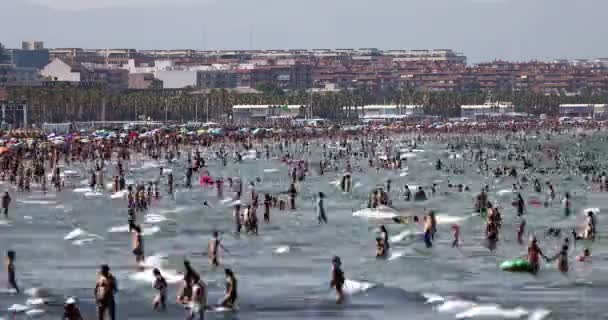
[63,297,83,320]
[577,248,591,262]
[221,268,238,309]
[152,268,167,311]
[6,250,19,293]
[208,230,229,267]
[330,256,345,304]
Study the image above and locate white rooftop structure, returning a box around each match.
[460,102,515,117]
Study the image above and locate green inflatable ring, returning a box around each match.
[500,258,534,273]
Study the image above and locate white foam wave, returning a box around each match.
[401,152,417,159]
[142,225,161,236]
[422,293,445,304]
[141,253,168,268]
[25,309,45,317]
[388,250,406,261]
[424,293,549,320]
[437,300,477,313]
[342,279,376,295]
[436,214,469,225]
[352,206,398,220]
[107,224,159,235]
[129,268,183,284]
[73,187,90,193]
[73,238,96,246]
[64,228,85,240]
[26,298,47,306]
[274,245,290,254]
[84,191,103,197]
[528,309,551,320]
[17,200,57,205]
[64,228,102,241]
[497,189,513,196]
[111,190,127,199]
[456,305,528,319]
[390,229,420,243]
[144,214,169,224]
[108,224,130,233]
[7,304,29,312]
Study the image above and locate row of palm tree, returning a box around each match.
[6,85,608,124]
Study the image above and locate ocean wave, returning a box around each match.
[343,279,376,295]
[423,292,551,320]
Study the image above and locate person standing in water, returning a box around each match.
[178,260,199,318]
[451,225,460,248]
[1,191,11,218]
[379,225,390,253]
[423,216,434,248]
[317,192,327,224]
[132,225,145,266]
[330,256,345,304]
[220,268,238,309]
[152,268,167,311]
[189,278,207,320]
[94,264,118,320]
[516,193,526,216]
[208,231,229,267]
[263,194,271,223]
[526,237,547,274]
[547,244,569,273]
[288,183,297,210]
[6,250,19,293]
[562,192,571,216]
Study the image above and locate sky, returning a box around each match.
[2,0,607,63]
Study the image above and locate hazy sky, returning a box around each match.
[2,0,607,63]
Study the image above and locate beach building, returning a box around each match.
[558,104,607,119]
[232,105,305,124]
[345,105,425,118]
[460,102,515,118]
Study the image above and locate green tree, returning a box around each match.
[255,82,284,96]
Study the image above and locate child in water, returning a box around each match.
[451,224,460,247]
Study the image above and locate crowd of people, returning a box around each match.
[1,119,607,319]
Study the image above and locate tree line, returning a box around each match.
[6,84,608,124]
